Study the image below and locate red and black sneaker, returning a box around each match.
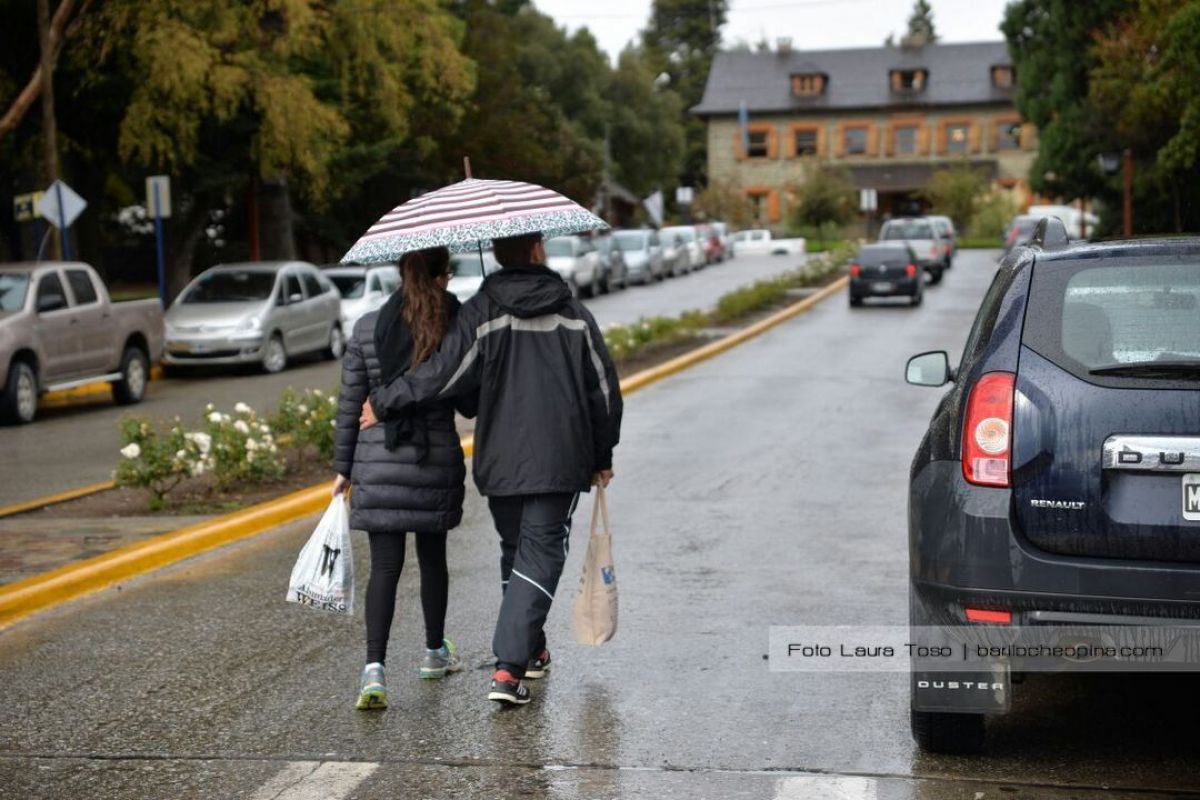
[487,670,531,705]
[525,649,552,680]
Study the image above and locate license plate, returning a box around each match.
[872,282,894,293]
[1184,473,1200,521]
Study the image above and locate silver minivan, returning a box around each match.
[164,261,343,373]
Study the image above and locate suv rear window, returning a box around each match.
[1024,256,1200,384]
[882,221,933,240]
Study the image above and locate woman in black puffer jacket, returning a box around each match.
[332,246,472,710]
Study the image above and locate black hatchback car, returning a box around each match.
[849,242,923,307]
[904,220,1200,753]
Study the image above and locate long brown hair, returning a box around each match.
[399,246,451,367]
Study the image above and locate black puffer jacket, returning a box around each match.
[333,300,467,533]
[369,265,623,497]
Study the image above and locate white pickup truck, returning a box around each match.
[729,229,806,257]
[0,262,164,424]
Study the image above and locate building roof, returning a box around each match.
[693,41,1013,116]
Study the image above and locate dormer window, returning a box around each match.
[889,68,927,92]
[791,73,827,97]
[991,65,1014,88]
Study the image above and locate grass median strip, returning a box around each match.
[0,260,848,630]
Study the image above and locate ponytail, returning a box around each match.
[399,247,451,368]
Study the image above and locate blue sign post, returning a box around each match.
[146,176,171,307]
[54,181,72,260]
[36,180,86,262]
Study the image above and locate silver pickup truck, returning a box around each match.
[0,262,164,424]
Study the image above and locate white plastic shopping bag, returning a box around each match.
[286,496,354,615]
[573,486,618,645]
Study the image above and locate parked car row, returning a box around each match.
[849,215,957,307]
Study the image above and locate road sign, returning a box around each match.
[859,188,878,213]
[37,180,87,230]
[676,186,694,205]
[146,175,171,218]
[13,192,43,222]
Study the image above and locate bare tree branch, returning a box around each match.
[0,0,83,140]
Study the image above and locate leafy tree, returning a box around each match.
[608,48,685,197]
[789,165,855,232]
[902,0,939,46]
[642,0,728,186]
[1090,0,1200,232]
[919,162,989,231]
[693,178,754,228]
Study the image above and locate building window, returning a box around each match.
[893,125,919,156]
[889,69,927,92]
[791,73,826,97]
[794,128,818,156]
[991,65,1014,88]
[994,120,1020,151]
[745,187,780,224]
[746,130,770,158]
[843,126,869,156]
[944,122,971,154]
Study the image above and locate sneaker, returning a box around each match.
[525,648,551,680]
[420,639,463,680]
[356,663,387,710]
[487,669,531,706]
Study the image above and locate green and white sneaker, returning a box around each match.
[356,662,387,710]
[420,639,463,680]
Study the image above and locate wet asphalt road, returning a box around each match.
[0,253,803,507]
[3,249,1200,798]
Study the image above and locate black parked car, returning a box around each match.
[849,242,923,307]
[904,219,1200,754]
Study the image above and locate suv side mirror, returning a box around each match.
[37,292,66,313]
[906,351,953,386]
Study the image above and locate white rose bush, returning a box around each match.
[113,389,336,510]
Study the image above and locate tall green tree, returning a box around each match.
[642,0,728,187]
[608,48,685,197]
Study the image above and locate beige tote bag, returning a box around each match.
[573,486,618,646]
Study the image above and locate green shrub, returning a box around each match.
[203,402,286,489]
[114,416,208,506]
[270,387,339,460]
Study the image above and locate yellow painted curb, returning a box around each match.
[0,481,333,630]
[0,276,844,630]
[40,366,165,409]
[0,481,115,521]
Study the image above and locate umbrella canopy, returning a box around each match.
[341,178,608,264]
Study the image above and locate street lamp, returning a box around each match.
[1098,150,1133,237]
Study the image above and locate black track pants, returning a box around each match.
[365,531,449,664]
[487,492,580,677]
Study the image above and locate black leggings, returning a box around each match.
[365,531,448,664]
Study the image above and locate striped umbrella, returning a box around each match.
[341,177,608,264]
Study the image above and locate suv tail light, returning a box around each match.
[962,372,1015,487]
[905,263,917,278]
[849,263,862,277]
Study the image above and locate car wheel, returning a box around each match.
[910,291,923,307]
[112,346,150,405]
[911,708,985,755]
[849,294,863,308]
[325,324,345,360]
[928,268,944,286]
[1,361,38,425]
[598,273,610,295]
[261,333,288,374]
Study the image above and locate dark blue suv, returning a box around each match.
[904,220,1200,753]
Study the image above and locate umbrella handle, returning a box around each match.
[463,157,472,179]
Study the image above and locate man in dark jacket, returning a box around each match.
[359,231,622,706]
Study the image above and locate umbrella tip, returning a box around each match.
[463,156,472,180]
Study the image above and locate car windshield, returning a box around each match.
[182,270,276,303]
[0,272,30,312]
[882,222,934,240]
[328,274,365,299]
[1025,258,1200,374]
[664,228,694,243]
[858,249,908,266]
[613,232,646,252]
[544,238,575,257]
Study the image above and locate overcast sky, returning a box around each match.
[532,0,1014,63]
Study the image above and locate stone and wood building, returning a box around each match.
[692,41,1037,228]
